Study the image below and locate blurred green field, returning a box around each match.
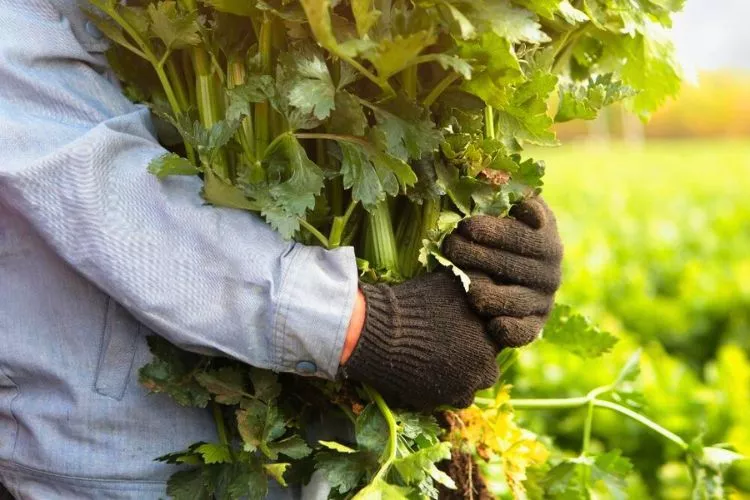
[513,140,750,498]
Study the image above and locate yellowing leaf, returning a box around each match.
[352,0,381,37]
[456,386,549,497]
[364,31,437,79]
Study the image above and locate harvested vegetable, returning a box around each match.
[82,1,721,498]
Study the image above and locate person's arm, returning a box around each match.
[0,2,357,379]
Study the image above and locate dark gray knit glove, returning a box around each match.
[444,196,563,348]
[341,272,499,410]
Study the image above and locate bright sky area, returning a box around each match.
[672,0,750,71]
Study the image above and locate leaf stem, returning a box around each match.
[364,385,399,484]
[496,395,689,451]
[485,106,495,140]
[581,399,594,455]
[295,133,371,148]
[212,402,232,458]
[423,73,460,108]
[593,400,689,450]
[255,14,273,155]
[329,199,360,248]
[104,7,195,165]
[299,218,330,248]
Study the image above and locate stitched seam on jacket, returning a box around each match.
[274,244,314,371]
[0,367,20,460]
[273,244,301,371]
[0,460,166,489]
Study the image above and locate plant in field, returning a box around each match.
[84,0,743,498]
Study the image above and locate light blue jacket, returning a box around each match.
[0,1,358,498]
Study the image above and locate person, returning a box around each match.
[0,1,563,499]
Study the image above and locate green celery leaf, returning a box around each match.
[353,478,413,499]
[555,74,637,123]
[148,152,199,179]
[195,366,247,405]
[517,0,588,23]
[249,368,282,402]
[314,451,371,494]
[224,459,269,500]
[542,304,619,358]
[371,97,443,162]
[156,445,203,466]
[147,2,201,50]
[496,70,559,150]
[355,404,388,455]
[282,49,336,121]
[166,469,212,500]
[433,54,473,80]
[601,29,681,118]
[266,435,312,460]
[139,336,211,408]
[515,0,560,19]
[437,2,476,39]
[459,32,523,108]
[590,450,633,499]
[394,411,443,444]
[558,1,589,24]
[203,170,263,212]
[407,157,444,203]
[328,92,368,136]
[246,134,324,238]
[339,142,397,210]
[226,75,276,122]
[470,182,515,217]
[479,0,550,44]
[434,159,480,215]
[392,442,453,485]
[195,443,233,465]
[236,399,286,455]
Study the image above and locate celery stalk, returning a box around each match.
[363,200,400,275]
[228,57,260,181]
[255,15,273,157]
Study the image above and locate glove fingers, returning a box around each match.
[487,315,546,348]
[445,234,562,293]
[467,272,554,317]
[509,197,549,230]
[458,215,561,261]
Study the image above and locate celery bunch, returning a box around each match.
[86,0,685,497]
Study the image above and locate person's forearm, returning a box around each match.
[341,289,366,364]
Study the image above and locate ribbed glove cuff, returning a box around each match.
[341,282,431,395]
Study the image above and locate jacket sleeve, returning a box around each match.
[0,1,358,379]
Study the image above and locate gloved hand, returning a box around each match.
[444,196,563,348]
[342,272,499,409]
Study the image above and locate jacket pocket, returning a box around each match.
[94,298,141,401]
[0,367,19,458]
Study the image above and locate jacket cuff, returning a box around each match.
[272,243,358,379]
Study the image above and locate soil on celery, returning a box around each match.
[437,412,491,500]
[438,448,492,500]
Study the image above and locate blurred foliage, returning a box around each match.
[556,71,750,140]
[511,140,750,498]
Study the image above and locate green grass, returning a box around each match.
[513,140,750,498]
